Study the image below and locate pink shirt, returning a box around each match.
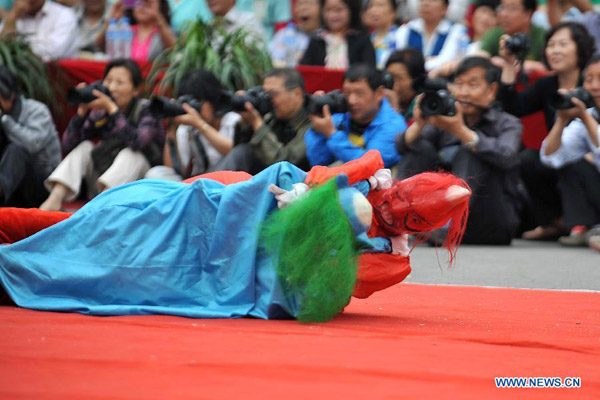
[130,26,158,61]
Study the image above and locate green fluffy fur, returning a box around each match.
[260,179,358,323]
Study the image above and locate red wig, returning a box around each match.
[368,172,471,264]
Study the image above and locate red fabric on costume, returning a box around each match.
[353,253,411,299]
[183,171,253,185]
[304,150,384,186]
[0,208,72,244]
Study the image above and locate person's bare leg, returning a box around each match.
[39,182,70,211]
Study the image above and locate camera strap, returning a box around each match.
[189,131,210,176]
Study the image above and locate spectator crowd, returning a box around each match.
[1,0,600,253]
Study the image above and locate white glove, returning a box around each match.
[367,168,393,190]
[268,183,309,209]
[390,234,410,256]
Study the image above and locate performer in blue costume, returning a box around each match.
[0,161,391,322]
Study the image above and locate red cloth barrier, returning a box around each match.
[0,208,71,244]
[1,283,598,399]
[57,60,345,94]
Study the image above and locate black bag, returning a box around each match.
[91,98,149,175]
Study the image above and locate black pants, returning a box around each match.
[518,148,562,230]
[557,159,600,228]
[209,144,266,175]
[397,141,520,245]
[0,143,49,208]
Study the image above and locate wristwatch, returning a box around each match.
[464,133,480,150]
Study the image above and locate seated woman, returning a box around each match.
[498,21,595,241]
[40,58,165,211]
[0,151,470,320]
[300,0,375,69]
[145,69,241,181]
[540,54,600,249]
[384,48,425,123]
[96,0,176,61]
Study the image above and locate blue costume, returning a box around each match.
[0,162,387,320]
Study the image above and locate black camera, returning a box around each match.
[419,78,456,117]
[549,87,594,110]
[505,33,530,58]
[382,70,394,90]
[227,87,273,115]
[67,81,112,105]
[306,90,349,116]
[149,95,202,117]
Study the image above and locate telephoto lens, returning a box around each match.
[549,87,594,110]
[306,90,349,116]
[67,81,112,105]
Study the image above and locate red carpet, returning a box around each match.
[0,283,598,399]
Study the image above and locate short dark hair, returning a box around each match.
[385,48,426,80]
[454,56,500,84]
[542,21,595,72]
[343,63,385,90]
[0,64,17,100]
[321,0,365,32]
[176,69,229,112]
[126,0,171,25]
[365,0,398,10]
[583,54,600,75]
[104,58,143,88]
[474,0,500,12]
[521,0,537,13]
[264,67,305,92]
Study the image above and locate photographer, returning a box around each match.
[384,48,426,122]
[0,65,60,208]
[145,69,240,181]
[540,54,600,248]
[305,63,405,168]
[40,59,165,211]
[396,56,522,244]
[480,0,546,73]
[211,67,311,174]
[498,22,594,240]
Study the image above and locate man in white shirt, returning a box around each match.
[207,0,266,43]
[0,0,78,61]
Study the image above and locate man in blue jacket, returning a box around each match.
[305,63,407,168]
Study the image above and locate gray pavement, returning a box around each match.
[405,239,600,291]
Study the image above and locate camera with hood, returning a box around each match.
[149,95,203,117]
[417,77,456,118]
[67,81,112,105]
[549,87,594,110]
[306,90,349,116]
[505,33,531,58]
[226,87,273,115]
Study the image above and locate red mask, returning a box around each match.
[368,172,471,262]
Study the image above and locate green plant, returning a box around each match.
[147,20,272,96]
[0,33,64,114]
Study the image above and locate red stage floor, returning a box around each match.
[1,283,598,399]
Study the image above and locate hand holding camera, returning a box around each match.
[500,33,530,62]
[172,103,206,131]
[427,101,466,136]
[235,96,264,132]
[68,81,117,115]
[309,103,336,137]
[553,89,589,123]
